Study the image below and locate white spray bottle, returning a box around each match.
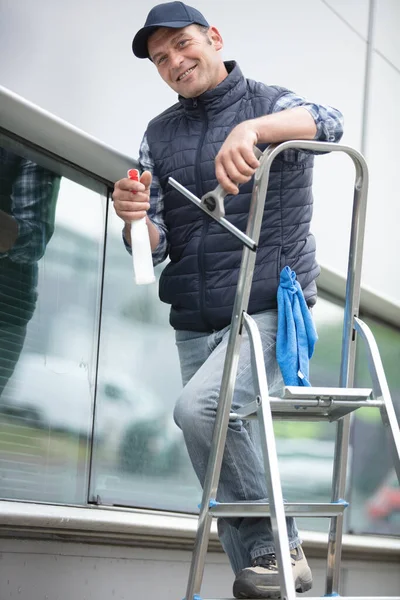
[127,169,156,285]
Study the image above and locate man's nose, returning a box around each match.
[170,51,184,70]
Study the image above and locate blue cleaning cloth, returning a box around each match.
[276,267,318,386]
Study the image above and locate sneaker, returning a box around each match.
[233,546,313,599]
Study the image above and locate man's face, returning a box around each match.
[147,24,227,98]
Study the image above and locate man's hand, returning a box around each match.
[215,122,260,195]
[215,108,318,196]
[113,170,161,252]
[112,170,152,223]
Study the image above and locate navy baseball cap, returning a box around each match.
[132,1,209,59]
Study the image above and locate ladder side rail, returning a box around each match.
[184,161,274,600]
[326,148,369,595]
[183,140,369,599]
[243,312,297,600]
[354,317,400,482]
[256,141,369,596]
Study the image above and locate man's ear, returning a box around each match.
[208,26,223,51]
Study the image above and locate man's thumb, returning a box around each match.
[140,170,152,190]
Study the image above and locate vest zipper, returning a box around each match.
[195,101,212,331]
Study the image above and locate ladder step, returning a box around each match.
[232,386,379,422]
[208,501,348,518]
[283,385,372,401]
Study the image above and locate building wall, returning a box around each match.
[0,0,399,302]
[1,537,399,599]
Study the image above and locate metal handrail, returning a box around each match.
[0,85,137,185]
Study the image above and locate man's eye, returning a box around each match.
[178,39,189,47]
[158,56,167,65]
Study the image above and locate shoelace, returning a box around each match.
[252,554,278,570]
[253,552,297,569]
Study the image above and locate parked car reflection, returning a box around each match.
[0,352,184,476]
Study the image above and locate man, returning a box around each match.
[113,2,343,597]
[0,149,59,399]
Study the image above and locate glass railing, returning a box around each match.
[0,140,106,503]
[0,85,399,538]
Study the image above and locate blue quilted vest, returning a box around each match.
[146,62,320,332]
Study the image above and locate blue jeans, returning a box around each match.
[174,309,301,575]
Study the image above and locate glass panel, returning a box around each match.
[92,202,398,535]
[0,144,106,504]
[90,202,199,511]
[92,203,345,530]
[349,317,400,535]
[279,296,343,532]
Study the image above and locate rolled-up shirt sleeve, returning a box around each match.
[123,134,169,266]
[6,159,59,264]
[272,92,344,161]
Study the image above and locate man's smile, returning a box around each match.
[177,65,197,82]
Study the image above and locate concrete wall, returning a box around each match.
[1,537,400,599]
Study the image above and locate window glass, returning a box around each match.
[281,296,342,532]
[90,202,199,510]
[350,316,400,535]
[90,202,399,534]
[91,205,344,528]
[0,145,106,504]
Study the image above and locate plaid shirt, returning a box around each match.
[127,92,343,265]
[0,150,59,264]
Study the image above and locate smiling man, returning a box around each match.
[112,2,344,598]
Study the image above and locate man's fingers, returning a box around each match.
[119,210,148,222]
[114,177,146,193]
[115,202,149,222]
[215,161,239,195]
[116,200,150,213]
[140,170,152,190]
[215,149,257,194]
[113,175,152,224]
[222,158,249,185]
[229,152,257,180]
[241,146,260,170]
[112,192,149,206]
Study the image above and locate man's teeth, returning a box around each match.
[178,67,195,81]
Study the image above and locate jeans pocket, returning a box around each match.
[175,329,208,344]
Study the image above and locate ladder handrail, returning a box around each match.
[182,140,371,600]
[252,141,369,594]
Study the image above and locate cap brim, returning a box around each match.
[132,20,195,59]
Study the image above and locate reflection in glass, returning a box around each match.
[350,317,400,535]
[92,215,400,538]
[0,148,60,397]
[90,201,199,511]
[0,145,106,504]
[278,297,343,532]
[92,212,345,529]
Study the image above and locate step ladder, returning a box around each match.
[169,140,400,600]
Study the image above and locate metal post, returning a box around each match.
[325,153,369,595]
